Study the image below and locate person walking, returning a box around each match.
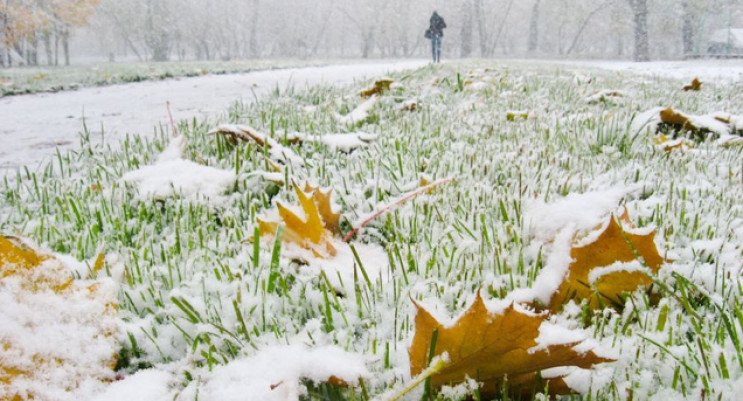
[427,11,447,63]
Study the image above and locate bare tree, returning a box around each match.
[461,0,474,57]
[628,0,650,61]
[528,0,540,52]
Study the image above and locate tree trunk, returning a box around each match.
[681,2,695,56]
[461,0,473,57]
[62,28,70,66]
[628,0,649,61]
[528,0,540,52]
[43,32,53,65]
[28,33,38,65]
[249,0,260,57]
[54,26,59,66]
[474,0,488,56]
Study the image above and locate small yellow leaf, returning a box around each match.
[506,110,528,121]
[409,292,612,398]
[302,182,341,234]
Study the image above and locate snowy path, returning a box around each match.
[0,60,427,174]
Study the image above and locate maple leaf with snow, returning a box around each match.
[545,214,665,312]
[409,292,612,398]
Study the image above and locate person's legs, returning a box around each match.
[431,36,438,62]
[434,34,442,62]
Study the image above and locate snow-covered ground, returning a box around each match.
[0,60,426,174]
[4,59,743,401]
[3,58,743,177]
[562,59,743,82]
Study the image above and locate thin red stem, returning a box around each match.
[343,177,454,242]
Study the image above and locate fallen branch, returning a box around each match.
[343,177,455,242]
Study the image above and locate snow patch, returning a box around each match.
[122,158,236,202]
[197,345,368,401]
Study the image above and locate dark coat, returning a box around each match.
[430,13,447,36]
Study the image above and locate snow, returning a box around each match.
[5,58,743,400]
[91,344,368,401]
[507,228,574,305]
[531,322,588,352]
[292,132,378,153]
[194,345,368,401]
[1,253,119,401]
[121,158,236,202]
[0,60,427,175]
[523,186,638,244]
[278,239,389,293]
[336,95,379,126]
[90,369,173,401]
[562,59,743,82]
[587,260,648,285]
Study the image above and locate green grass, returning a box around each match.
[2,60,743,400]
[0,59,330,96]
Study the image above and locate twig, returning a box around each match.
[343,177,455,242]
[166,101,178,137]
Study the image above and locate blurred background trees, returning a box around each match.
[2,0,743,66]
[1,0,100,66]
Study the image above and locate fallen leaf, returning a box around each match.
[0,237,118,400]
[360,77,394,98]
[506,110,529,121]
[546,215,665,312]
[209,124,304,166]
[586,90,627,104]
[657,108,731,140]
[653,134,694,153]
[683,77,702,91]
[409,292,612,397]
[301,181,341,234]
[258,182,338,258]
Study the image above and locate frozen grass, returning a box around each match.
[2,60,743,400]
[0,59,330,96]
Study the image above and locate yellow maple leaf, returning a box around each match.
[301,181,341,234]
[0,237,118,400]
[546,215,665,312]
[409,292,612,397]
[258,182,338,258]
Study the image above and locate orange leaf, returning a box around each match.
[683,77,702,91]
[409,292,612,397]
[360,77,394,98]
[660,108,693,128]
[546,216,665,312]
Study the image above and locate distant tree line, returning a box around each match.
[1,0,100,67]
[3,0,742,67]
